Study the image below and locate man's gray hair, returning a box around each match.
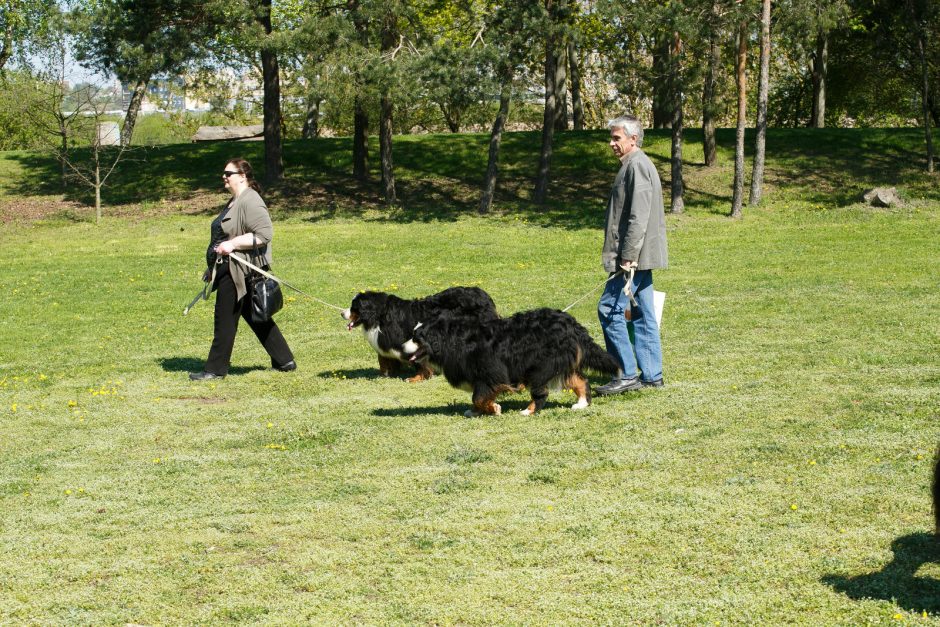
[608,115,644,147]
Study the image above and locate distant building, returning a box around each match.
[119,76,210,113]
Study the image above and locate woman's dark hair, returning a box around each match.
[226,157,263,194]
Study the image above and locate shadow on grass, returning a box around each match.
[158,357,266,376]
[371,398,602,417]
[6,127,938,226]
[315,368,383,381]
[822,532,940,613]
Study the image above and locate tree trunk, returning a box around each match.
[0,24,12,72]
[702,13,720,167]
[651,36,672,129]
[380,94,396,204]
[259,0,283,183]
[350,0,368,179]
[59,117,68,188]
[553,39,568,131]
[568,40,583,130]
[439,103,460,133]
[809,29,827,128]
[379,12,397,204]
[121,79,148,148]
[480,74,512,215]
[534,26,558,205]
[95,157,102,224]
[301,97,320,139]
[670,31,684,215]
[353,99,368,179]
[916,27,935,173]
[749,0,770,206]
[730,21,747,219]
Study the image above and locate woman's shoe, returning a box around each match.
[189,371,225,381]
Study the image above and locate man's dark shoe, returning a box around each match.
[189,371,225,381]
[274,360,297,372]
[595,377,644,396]
[641,378,664,388]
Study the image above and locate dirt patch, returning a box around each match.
[0,191,222,224]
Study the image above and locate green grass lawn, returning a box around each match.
[1,129,939,623]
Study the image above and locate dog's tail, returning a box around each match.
[580,337,619,375]
[933,445,940,536]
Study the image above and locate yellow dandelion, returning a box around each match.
[64,489,72,495]
[809,460,817,466]
[790,504,798,511]
[10,404,16,412]
[893,613,902,620]
[23,491,30,497]
[68,400,77,407]
[153,458,161,464]
[38,374,47,381]
[266,422,274,428]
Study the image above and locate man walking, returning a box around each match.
[595,115,668,395]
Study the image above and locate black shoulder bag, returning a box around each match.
[248,234,283,323]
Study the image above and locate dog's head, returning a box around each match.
[403,314,490,366]
[342,291,389,331]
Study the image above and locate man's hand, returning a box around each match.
[619,260,638,271]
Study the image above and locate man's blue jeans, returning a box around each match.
[597,269,663,382]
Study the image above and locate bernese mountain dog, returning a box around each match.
[342,286,498,382]
[402,308,619,416]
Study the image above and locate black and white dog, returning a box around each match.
[342,287,498,381]
[403,308,618,415]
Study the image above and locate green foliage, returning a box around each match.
[70,0,223,82]
[0,71,49,149]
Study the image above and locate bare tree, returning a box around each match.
[26,81,130,223]
[749,0,771,206]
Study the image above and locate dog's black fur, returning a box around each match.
[405,308,618,415]
[342,287,498,381]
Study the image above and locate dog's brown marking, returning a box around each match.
[406,363,434,383]
[377,356,401,377]
[565,373,590,404]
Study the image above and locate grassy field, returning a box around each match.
[1,129,939,624]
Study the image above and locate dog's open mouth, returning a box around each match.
[402,338,426,362]
[408,346,427,362]
[342,309,360,331]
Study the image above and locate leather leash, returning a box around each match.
[561,265,637,313]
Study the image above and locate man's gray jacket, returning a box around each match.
[601,148,668,273]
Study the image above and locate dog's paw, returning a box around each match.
[520,408,533,416]
[464,409,479,418]
[493,403,502,415]
[571,398,590,410]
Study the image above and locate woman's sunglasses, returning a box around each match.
[222,170,241,178]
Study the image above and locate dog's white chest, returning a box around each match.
[363,325,402,360]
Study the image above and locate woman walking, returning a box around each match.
[189,157,295,380]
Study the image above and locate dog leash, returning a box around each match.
[183,255,345,315]
[561,266,638,313]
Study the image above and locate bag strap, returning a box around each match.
[250,233,266,272]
